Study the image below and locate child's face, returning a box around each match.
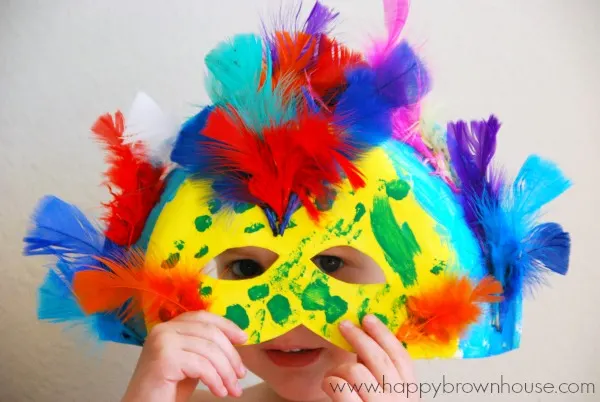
[215,246,386,401]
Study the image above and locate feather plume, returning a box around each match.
[92,111,166,247]
[38,258,145,345]
[304,1,339,36]
[473,155,571,324]
[309,36,366,104]
[178,106,364,233]
[369,0,410,67]
[397,275,503,345]
[447,115,502,241]
[374,41,430,108]
[72,250,210,326]
[24,196,105,260]
[123,92,180,166]
[205,33,297,131]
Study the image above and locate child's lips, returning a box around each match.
[264,347,324,367]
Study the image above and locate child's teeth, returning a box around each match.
[287,348,302,352]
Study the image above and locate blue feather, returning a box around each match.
[205,33,296,132]
[38,258,145,346]
[524,222,570,276]
[335,67,394,149]
[334,42,429,150]
[475,156,571,326]
[170,106,214,176]
[24,196,104,260]
[512,155,571,216]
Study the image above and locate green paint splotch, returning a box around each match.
[329,203,366,237]
[386,179,411,201]
[161,252,180,269]
[266,295,292,325]
[174,240,185,251]
[244,223,265,234]
[208,199,222,214]
[430,261,446,275]
[301,278,348,323]
[194,245,209,259]
[370,196,421,287]
[195,215,212,232]
[234,202,255,214]
[224,304,249,330]
[248,284,269,301]
[200,285,212,296]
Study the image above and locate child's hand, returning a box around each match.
[122,311,248,402]
[322,315,420,401]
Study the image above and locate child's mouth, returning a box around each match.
[265,348,324,367]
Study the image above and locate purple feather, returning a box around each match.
[374,41,431,108]
[304,1,339,36]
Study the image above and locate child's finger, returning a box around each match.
[322,375,364,402]
[339,320,398,384]
[174,311,248,344]
[170,321,246,378]
[179,336,243,397]
[179,350,228,398]
[361,314,415,383]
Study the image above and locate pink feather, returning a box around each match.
[369,0,410,66]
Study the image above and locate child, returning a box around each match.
[121,247,419,402]
[23,1,570,402]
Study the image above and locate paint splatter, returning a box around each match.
[174,240,185,251]
[200,285,212,296]
[301,278,347,323]
[194,245,209,259]
[386,179,411,201]
[430,261,446,275]
[357,298,370,323]
[248,284,270,301]
[329,203,366,237]
[161,252,180,269]
[234,202,255,214]
[287,220,297,229]
[370,196,421,286]
[301,279,330,310]
[272,236,311,280]
[208,199,222,214]
[325,295,348,323]
[195,215,212,232]
[224,304,249,330]
[244,223,265,234]
[374,313,389,325]
[267,295,292,325]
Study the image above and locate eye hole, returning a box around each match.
[312,246,386,284]
[313,255,344,273]
[211,247,279,281]
[228,259,264,279]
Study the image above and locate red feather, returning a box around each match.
[201,107,365,222]
[72,250,210,326]
[397,275,503,345]
[92,111,166,246]
[273,31,317,87]
[309,36,366,101]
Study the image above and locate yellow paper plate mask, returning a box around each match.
[24,0,571,359]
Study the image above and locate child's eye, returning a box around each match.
[313,255,344,273]
[228,259,264,279]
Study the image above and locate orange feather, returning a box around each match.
[397,275,504,345]
[72,250,210,325]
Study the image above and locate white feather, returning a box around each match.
[123,92,180,166]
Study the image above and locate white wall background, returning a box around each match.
[1,0,599,401]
